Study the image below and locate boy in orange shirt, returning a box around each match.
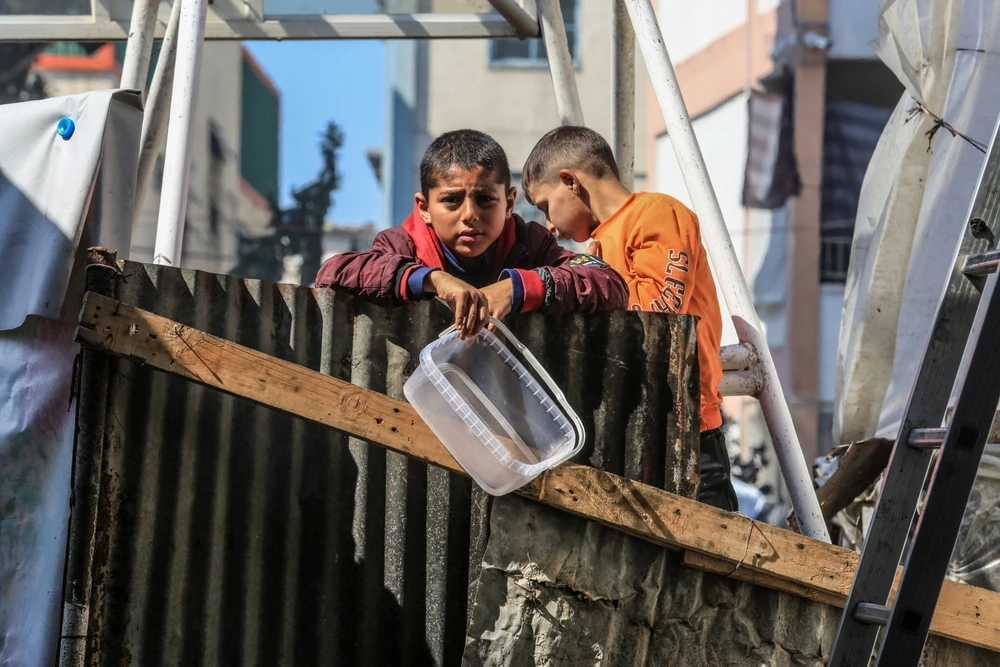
[522,126,738,512]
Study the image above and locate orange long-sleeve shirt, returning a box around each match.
[592,192,723,432]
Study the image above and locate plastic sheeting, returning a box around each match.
[0,317,78,667]
[0,89,141,331]
[834,0,1000,444]
[0,89,141,667]
[949,444,1000,590]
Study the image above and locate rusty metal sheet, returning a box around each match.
[66,261,699,666]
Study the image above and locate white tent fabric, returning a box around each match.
[0,89,141,667]
[0,89,141,331]
[834,0,1000,445]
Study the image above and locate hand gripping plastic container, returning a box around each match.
[403,318,585,496]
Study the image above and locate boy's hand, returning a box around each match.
[426,271,489,339]
[586,238,602,259]
[481,280,514,328]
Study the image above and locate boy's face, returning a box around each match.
[526,173,597,244]
[416,165,515,261]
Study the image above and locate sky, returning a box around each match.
[243,40,386,226]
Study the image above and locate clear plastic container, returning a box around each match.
[403,318,585,496]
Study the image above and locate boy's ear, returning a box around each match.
[505,186,517,218]
[414,192,433,224]
[558,169,580,195]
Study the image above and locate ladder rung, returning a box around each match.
[963,250,1000,277]
[908,427,944,449]
[854,602,891,626]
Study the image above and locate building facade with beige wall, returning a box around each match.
[383,0,649,228]
[33,41,279,276]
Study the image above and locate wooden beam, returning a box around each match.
[75,292,1000,653]
[75,291,465,475]
[788,437,894,533]
[682,550,845,607]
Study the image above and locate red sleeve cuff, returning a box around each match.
[517,269,546,312]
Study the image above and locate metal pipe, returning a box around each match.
[720,342,759,371]
[153,0,208,267]
[133,0,181,234]
[720,368,765,397]
[486,0,540,38]
[58,249,117,667]
[623,0,830,543]
[0,13,531,41]
[611,0,635,189]
[119,0,159,91]
[536,0,583,126]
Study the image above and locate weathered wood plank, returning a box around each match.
[788,437,894,533]
[75,292,1000,653]
[75,291,465,474]
[682,550,845,607]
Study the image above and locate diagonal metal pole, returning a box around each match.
[120,0,159,91]
[486,0,540,38]
[611,0,636,190]
[537,0,583,126]
[153,0,208,267]
[623,0,829,542]
[133,0,181,233]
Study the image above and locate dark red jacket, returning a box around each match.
[315,206,628,314]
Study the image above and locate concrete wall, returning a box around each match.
[658,0,758,63]
[466,496,999,666]
[829,0,882,59]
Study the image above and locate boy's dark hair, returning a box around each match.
[522,126,621,197]
[419,129,512,196]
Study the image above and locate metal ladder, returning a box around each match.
[828,115,1000,666]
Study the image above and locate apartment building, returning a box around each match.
[33,41,280,276]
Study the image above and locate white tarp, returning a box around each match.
[834,0,1000,445]
[0,89,141,667]
[0,89,141,331]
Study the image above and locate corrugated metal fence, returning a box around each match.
[66,261,700,666]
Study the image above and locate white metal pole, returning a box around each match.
[134,0,181,233]
[719,342,759,370]
[623,0,830,542]
[611,0,635,190]
[487,0,541,38]
[153,0,208,267]
[120,0,159,91]
[537,0,583,126]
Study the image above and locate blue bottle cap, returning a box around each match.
[56,117,75,139]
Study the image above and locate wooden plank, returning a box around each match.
[533,453,999,652]
[75,292,1000,653]
[682,550,845,607]
[75,291,464,475]
[788,437,893,533]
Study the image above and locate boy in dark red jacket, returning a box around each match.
[315,129,628,338]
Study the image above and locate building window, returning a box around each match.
[820,220,853,283]
[208,123,224,237]
[820,98,893,284]
[490,0,579,67]
[209,124,225,162]
[209,203,220,235]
